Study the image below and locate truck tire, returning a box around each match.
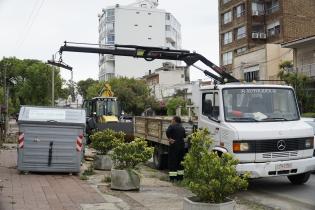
[153,145,167,170]
[287,172,311,185]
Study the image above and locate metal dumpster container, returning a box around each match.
[17,106,86,173]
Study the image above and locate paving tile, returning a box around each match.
[0,150,105,210]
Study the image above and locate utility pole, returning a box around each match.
[51,55,55,107]
[3,62,9,141]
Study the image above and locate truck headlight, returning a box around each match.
[233,142,250,153]
[305,138,314,149]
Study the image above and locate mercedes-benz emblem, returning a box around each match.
[277,140,286,151]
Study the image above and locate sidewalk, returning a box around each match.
[0,148,105,210]
[0,145,269,210]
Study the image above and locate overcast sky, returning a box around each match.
[0,0,219,82]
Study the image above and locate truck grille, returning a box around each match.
[255,138,306,153]
[262,151,298,159]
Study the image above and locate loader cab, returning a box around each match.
[82,97,120,123]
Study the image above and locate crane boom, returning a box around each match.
[59,42,239,83]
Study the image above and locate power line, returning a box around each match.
[16,0,46,51]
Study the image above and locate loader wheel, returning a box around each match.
[288,172,311,185]
[153,145,168,170]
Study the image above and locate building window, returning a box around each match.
[222,51,233,65]
[236,26,246,39]
[244,71,259,82]
[106,35,115,44]
[166,13,170,20]
[243,65,259,82]
[105,23,114,34]
[235,4,245,18]
[252,2,264,15]
[266,0,279,14]
[267,20,280,36]
[165,25,171,31]
[106,9,115,22]
[223,31,233,45]
[223,0,231,4]
[223,11,232,24]
[236,47,247,55]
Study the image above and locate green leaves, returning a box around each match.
[111,137,153,170]
[90,129,125,155]
[183,129,249,203]
[0,57,66,113]
[166,97,188,116]
[278,60,314,113]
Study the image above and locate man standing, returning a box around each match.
[166,116,186,181]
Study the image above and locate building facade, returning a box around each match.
[218,0,315,80]
[98,0,182,81]
[142,62,190,101]
[282,35,315,79]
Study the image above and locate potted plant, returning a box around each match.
[90,129,124,170]
[183,129,249,210]
[110,137,153,190]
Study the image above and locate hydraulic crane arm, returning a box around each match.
[59,42,239,83]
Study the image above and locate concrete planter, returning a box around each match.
[111,169,140,191]
[183,197,236,210]
[94,154,112,170]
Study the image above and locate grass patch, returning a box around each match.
[102,175,111,183]
[82,164,95,176]
[80,175,88,180]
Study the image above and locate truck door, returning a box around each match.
[200,91,221,143]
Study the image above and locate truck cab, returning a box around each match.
[198,83,315,184]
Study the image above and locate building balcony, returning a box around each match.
[288,63,315,78]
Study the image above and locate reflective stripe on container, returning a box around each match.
[18,133,24,149]
[169,171,178,177]
[76,134,83,152]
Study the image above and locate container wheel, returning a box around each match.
[287,172,311,185]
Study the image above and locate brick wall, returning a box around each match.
[282,0,315,41]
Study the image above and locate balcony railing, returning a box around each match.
[287,63,315,78]
[266,5,280,15]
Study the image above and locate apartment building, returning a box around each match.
[98,0,182,81]
[219,0,315,81]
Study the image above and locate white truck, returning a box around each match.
[58,42,315,184]
[197,83,315,184]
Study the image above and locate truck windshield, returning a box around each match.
[96,100,118,116]
[223,88,299,122]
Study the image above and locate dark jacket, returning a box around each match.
[166,123,186,145]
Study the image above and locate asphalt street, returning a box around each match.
[242,173,315,210]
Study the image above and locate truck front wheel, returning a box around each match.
[153,145,168,170]
[287,172,311,185]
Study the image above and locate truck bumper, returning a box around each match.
[237,157,315,178]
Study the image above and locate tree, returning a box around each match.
[109,77,158,115]
[0,57,67,114]
[166,97,187,116]
[278,61,312,113]
[77,78,98,99]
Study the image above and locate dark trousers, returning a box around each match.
[168,142,185,181]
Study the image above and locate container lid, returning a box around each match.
[18,106,86,125]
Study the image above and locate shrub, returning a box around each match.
[111,137,153,170]
[90,129,125,155]
[183,129,248,203]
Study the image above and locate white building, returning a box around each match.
[98,0,182,81]
[142,62,191,100]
